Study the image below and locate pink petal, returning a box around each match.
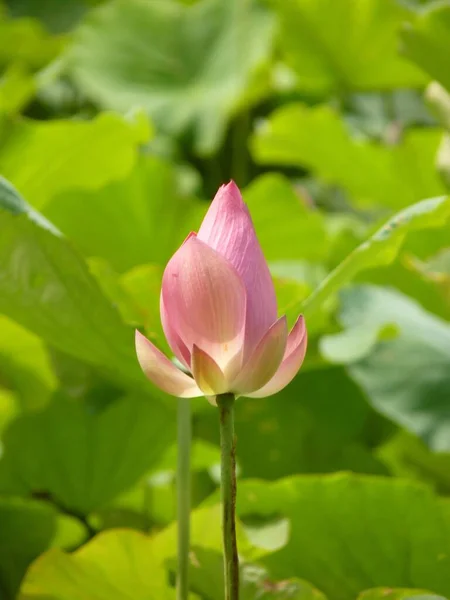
[232,316,288,395]
[191,345,228,396]
[135,330,202,397]
[160,231,197,369]
[197,181,277,359]
[161,236,246,380]
[160,295,191,368]
[246,315,307,398]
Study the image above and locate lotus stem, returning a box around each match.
[176,398,191,600]
[217,392,239,600]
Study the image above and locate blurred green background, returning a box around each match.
[1,0,450,598]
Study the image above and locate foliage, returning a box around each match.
[1,0,450,598]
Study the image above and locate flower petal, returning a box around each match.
[191,345,228,395]
[247,315,307,398]
[161,236,246,379]
[135,330,202,398]
[160,294,191,368]
[197,181,277,358]
[232,316,288,395]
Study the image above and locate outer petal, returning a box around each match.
[160,294,191,368]
[135,330,202,397]
[197,181,277,358]
[246,315,307,398]
[191,345,229,395]
[161,236,246,379]
[232,316,287,395]
[160,231,197,369]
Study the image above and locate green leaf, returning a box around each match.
[331,285,450,451]
[196,367,386,479]
[402,3,450,93]
[68,0,275,154]
[251,103,445,209]
[0,111,149,209]
[184,548,327,600]
[359,590,447,600]
[19,529,175,600]
[0,497,84,599]
[237,474,450,600]
[0,317,57,411]
[243,173,328,262]
[44,155,201,272]
[0,12,63,70]
[0,177,144,387]
[297,195,450,322]
[0,65,35,116]
[0,392,174,514]
[378,431,450,496]
[271,0,425,93]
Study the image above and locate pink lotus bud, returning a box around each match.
[135,181,307,399]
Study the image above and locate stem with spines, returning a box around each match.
[176,398,191,600]
[217,392,239,600]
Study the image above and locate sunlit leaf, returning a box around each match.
[238,474,450,600]
[0,111,149,209]
[0,177,144,387]
[19,529,175,600]
[251,103,444,208]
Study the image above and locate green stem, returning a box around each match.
[177,398,191,600]
[217,393,239,600]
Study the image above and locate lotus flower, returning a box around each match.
[135,181,307,400]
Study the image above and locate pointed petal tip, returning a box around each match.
[217,180,245,207]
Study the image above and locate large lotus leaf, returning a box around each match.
[19,529,174,600]
[0,111,148,209]
[402,3,450,93]
[324,285,450,451]
[68,0,275,154]
[183,548,327,600]
[270,0,425,93]
[0,177,144,387]
[44,154,202,273]
[0,392,174,514]
[378,431,450,496]
[237,474,450,600]
[19,505,247,599]
[251,103,444,209]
